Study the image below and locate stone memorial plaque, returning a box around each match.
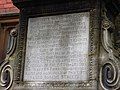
[24,12,90,81]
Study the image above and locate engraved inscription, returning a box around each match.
[24,12,90,81]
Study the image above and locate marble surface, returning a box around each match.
[24,12,90,81]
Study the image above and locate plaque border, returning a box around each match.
[13,1,100,89]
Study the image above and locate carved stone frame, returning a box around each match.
[13,2,100,90]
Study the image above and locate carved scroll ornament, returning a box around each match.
[0,61,13,90]
[6,26,18,59]
[0,25,18,90]
[100,8,120,90]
